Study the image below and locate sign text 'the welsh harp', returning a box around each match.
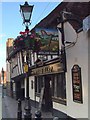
[31,62,63,76]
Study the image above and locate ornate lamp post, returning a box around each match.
[20,1,34,32]
[20,1,34,119]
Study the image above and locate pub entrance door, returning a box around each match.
[44,75,53,112]
[16,81,21,100]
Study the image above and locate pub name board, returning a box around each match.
[72,64,83,103]
[31,62,63,76]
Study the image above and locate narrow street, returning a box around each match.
[2,88,54,119]
[2,88,67,119]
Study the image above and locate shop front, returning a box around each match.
[31,57,66,112]
[11,74,25,100]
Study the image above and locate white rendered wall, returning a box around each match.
[6,61,10,82]
[53,102,67,114]
[88,30,90,120]
[57,22,88,118]
[25,76,35,99]
[25,78,26,98]
[29,76,35,101]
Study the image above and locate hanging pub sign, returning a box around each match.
[13,28,59,54]
[72,64,83,103]
[34,28,59,55]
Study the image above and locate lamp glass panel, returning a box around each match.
[23,12,31,20]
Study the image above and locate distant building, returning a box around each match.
[0,70,6,86]
[6,38,14,96]
[6,38,14,60]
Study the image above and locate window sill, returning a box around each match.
[35,92,40,97]
[52,96,67,105]
[35,92,66,105]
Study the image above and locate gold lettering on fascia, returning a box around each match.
[50,63,62,72]
[31,62,63,75]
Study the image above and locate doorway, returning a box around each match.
[44,75,53,112]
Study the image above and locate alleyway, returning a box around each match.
[2,88,58,119]
[2,88,69,119]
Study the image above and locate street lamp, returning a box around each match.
[2,67,4,98]
[20,1,34,119]
[20,1,34,31]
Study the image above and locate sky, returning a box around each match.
[0,1,62,72]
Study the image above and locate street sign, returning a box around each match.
[24,63,28,73]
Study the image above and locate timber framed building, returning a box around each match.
[6,2,90,119]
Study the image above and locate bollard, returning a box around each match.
[24,97,32,120]
[35,110,42,120]
[17,99,22,120]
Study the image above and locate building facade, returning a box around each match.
[6,2,90,119]
[6,47,25,99]
[0,70,6,86]
[28,2,89,119]
[6,38,14,96]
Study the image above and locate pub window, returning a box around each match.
[31,80,33,89]
[35,77,37,93]
[35,73,66,104]
[56,73,66,99]
[35,76,43,94]
[51,73,66,101]
[22,55,24,64]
